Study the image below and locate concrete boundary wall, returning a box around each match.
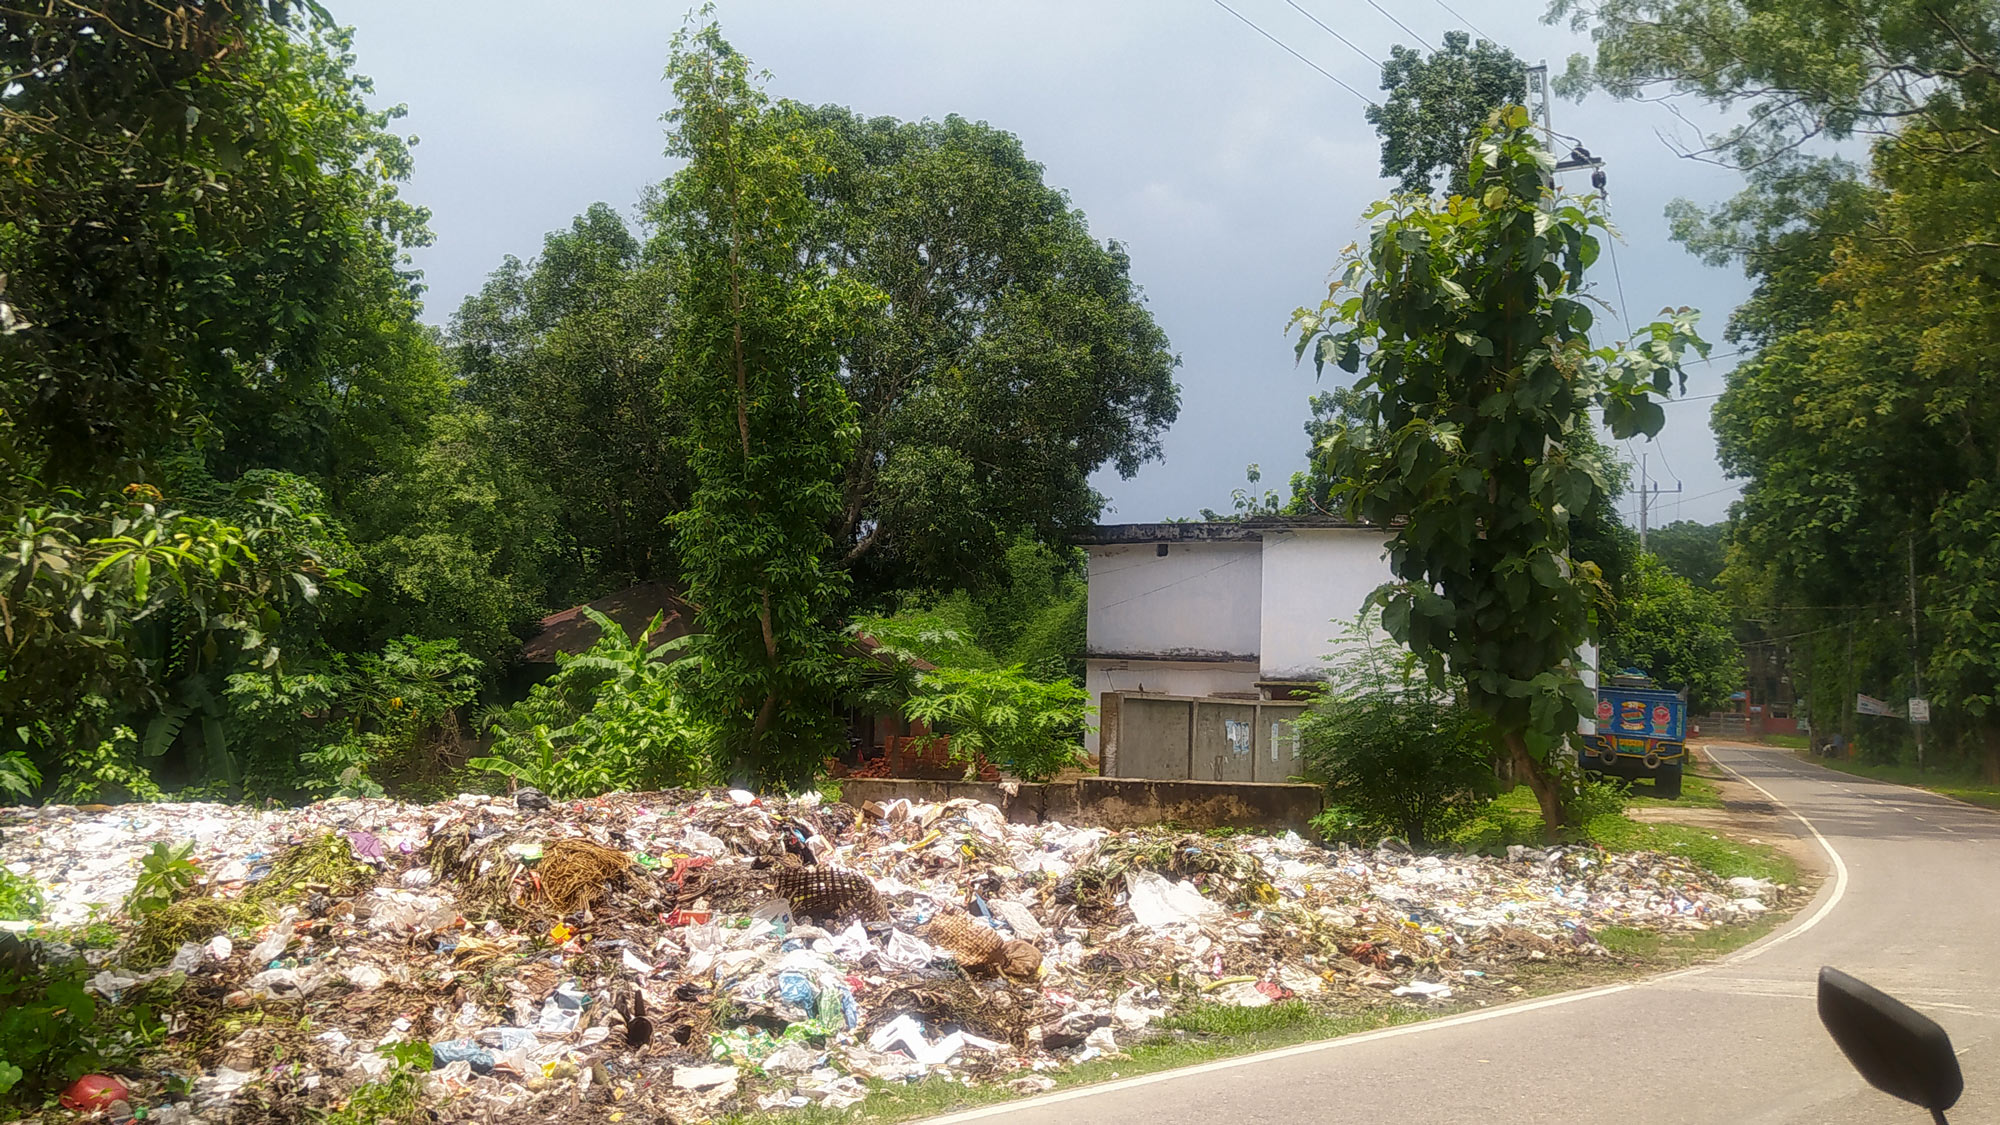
[836,776,1323,835]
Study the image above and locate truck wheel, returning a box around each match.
[1654,766,1682,799]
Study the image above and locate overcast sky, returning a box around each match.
[336,0,1757,530]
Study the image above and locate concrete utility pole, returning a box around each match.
[1638,453,1648,549]
[1908,532,1926,770]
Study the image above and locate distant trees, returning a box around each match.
[1603,555,1742,712]
[1646,521,1725,589]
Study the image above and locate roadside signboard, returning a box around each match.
[1856,693,1896,718]
[1909,698,1931,724]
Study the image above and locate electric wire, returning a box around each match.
[1281,0,1381,68]
[1206,0,1376,106]
[1425,0,1495,44]
[1362,0,1432,45]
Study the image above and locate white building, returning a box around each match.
[1078,518,1394,779]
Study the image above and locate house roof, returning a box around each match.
[1074,516,1374,545]
[520,580,693,663]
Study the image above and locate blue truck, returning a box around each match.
[1579,669,1688,798]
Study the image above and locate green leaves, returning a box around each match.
[663,23,864,790]
[1289,109,1704,829]
[124,842,199,919]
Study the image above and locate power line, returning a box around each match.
[1281,0,1381,68]
[1206,0,1376,107]
[1618,482,1740,521]
[1426,0,1495,45]
[1361,0,1432,45]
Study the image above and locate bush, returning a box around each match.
[849,612,1090,782]
[1297,614,1498,846]
[472,609,710,799]
[226,635,482,799]
[0,871,42,923]
[903,665,1090,782]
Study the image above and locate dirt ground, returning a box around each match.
[1625,744,1829,878]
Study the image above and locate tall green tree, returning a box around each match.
[793,108,1180,593]
[451,205,685,607]
[1603,554,1742,711]
[660,25,876,789]
[1368,32,1528,196]
[1292,107,1705,831]
[454,107,1181,607]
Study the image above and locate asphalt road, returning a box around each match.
[928,745,2000,1125]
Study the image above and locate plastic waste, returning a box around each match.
[1125,870,1222,928]
[433,1038,496,1075]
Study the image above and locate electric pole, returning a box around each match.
[1908,532,1925,770]
[1638,453,1648,550]
[1635,452,1682,552]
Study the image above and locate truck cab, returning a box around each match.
[1579,669,1688,798]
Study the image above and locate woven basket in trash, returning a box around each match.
[922,910,1005,968]
[775,866,887,922]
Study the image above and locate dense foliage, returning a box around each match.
[1292,108,1704,831]
[1368,32,1529,196]
[0,10,1136,801]
[1602,555,1743,712]
[1299,617,1498,846]
[473,611,710,800]
[1555,0,2000,772]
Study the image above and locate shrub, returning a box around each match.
[0,870,42,923]
[0,939,166,1105]
[226,635,482,799]
[1297,614,1498,846]
[849,614,1090,782]
[472,609,710,799]
[902,665,1090,782]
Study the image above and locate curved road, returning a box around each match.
[931,745,2000,1124]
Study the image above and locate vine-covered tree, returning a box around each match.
[1368,32,1528,196]
[1292,108,1704,832]
[660,25,875,789]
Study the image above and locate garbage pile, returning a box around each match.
[0,790,1790,1123]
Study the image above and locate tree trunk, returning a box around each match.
[1504,729,1566,838]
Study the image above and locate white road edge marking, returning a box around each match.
[1702,749,1850,964]
[918,746,1850,1124]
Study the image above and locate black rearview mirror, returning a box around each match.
[1819,966,1963,1121]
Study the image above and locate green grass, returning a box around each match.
[1452,786,1796,884]
[720,1003,1430,1125]
[1593,908,1790,965]
[1625,769,1724,809]
[1758,734,1810,750]
[1795,754,2000,811]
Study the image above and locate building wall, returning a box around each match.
[1082,657,1260,753]
[1257,528,1395,681]
[1086,541,1262,662]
